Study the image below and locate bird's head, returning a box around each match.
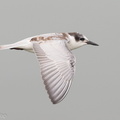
[68,32,99,49]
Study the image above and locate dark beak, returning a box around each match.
[86,41,99,46]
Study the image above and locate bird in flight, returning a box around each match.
[0,32,98,104]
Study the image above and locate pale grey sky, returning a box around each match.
[0,0,120,120]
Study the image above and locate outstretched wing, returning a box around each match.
[32,40,76,104]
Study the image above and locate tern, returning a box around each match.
[0,32,98,104]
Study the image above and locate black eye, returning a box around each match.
[80,38,85,41]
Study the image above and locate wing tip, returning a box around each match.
[51,99,61,104]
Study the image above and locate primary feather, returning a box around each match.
[32,40,75,104]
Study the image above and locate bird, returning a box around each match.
[0,32,99,104]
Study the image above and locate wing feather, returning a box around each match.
[32,40,75,104]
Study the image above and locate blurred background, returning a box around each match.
[0,0,120,120]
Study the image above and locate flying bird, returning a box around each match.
[0,32,98,104]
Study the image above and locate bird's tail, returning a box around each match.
[0,43,17,50]
[0,41,26,50]
[0,39,30,50]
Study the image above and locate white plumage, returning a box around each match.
[0,32,98,104]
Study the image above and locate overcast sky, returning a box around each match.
[0,0,120,120]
